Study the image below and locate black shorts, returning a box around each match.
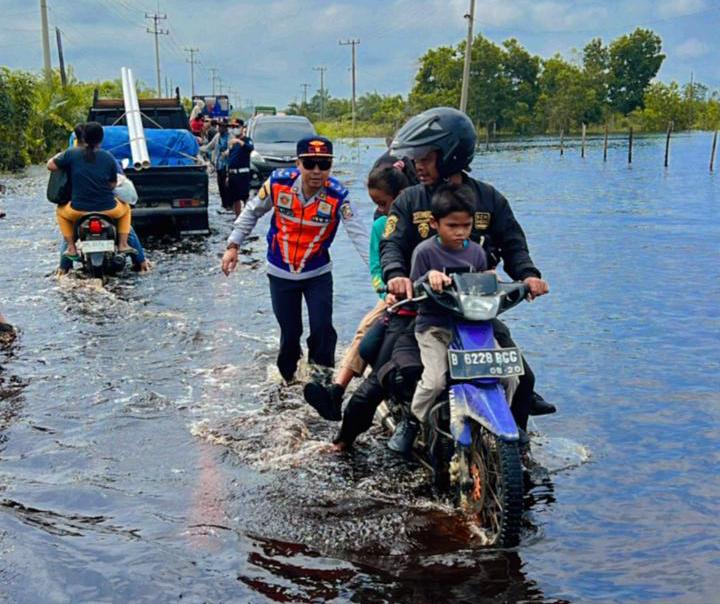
[227,172,250,202]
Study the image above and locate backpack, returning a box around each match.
[46,168,71,205]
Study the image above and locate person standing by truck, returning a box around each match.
[226,119,253,217]
[221,136,369,384]
[201,120,233,211]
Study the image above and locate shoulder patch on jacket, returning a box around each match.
[258,178,272,200]
[383,215,398,238]
[271,168,300,182]
[326,177,349,199]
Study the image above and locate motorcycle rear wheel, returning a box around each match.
[457,424,523,547]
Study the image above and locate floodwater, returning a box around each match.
[0,132,718,603]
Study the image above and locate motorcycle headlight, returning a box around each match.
[458,293,500,320]
[250,150,264,163]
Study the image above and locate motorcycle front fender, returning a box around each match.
[449,382,519,445]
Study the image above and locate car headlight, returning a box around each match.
[458,293,500,320]
[250,150,264,163]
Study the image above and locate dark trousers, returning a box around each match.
[337,313,414,446]
[216,169,232,209]
[268,272,337,382]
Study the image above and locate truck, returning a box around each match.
[191,95,231,119]
[88,89,209,236]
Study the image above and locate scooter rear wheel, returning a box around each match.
[457,424,523,547]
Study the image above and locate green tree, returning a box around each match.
[608,28,665,114]
[535,55,599,131]
[408,45,463,111]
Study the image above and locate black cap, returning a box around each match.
[297,136,333,157]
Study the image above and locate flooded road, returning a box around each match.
[1,133,718,603]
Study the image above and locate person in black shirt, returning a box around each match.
[226,119,254,217]
[381,107,552,437]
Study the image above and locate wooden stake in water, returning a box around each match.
[628,127,633,164]
[710,131,717,172]
[560,129,564,156]
[603,124,609,162]
[486,124,490,150]
[664,121,673,168]
[581,123,586,158]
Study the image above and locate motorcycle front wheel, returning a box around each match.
[457,424,523,547]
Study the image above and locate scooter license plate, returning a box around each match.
[448,347,525,379]
[78,240,114,253]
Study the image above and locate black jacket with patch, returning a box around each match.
[380,175,541,283]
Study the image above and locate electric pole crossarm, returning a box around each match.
[184,47,199,97]
[145,12,169,97]
[339,39,360,134]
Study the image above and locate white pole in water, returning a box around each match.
[40,0,52,82]
[460,0,476,114]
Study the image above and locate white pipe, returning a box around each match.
[121,67,151,169]
[121,67,142,169]
[127,68,151,169]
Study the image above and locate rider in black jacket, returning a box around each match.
[332,107,554,452]
[380,107,552,450]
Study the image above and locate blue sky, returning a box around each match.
[2,0,718,107]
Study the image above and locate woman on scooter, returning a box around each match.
[47,122,136,262]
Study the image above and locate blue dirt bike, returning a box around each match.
[378,271,530,547]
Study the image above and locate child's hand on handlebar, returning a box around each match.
[428,270,452,292]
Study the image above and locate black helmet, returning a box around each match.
[390,107,476,177]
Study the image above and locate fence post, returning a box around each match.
[710,130,718,172]
[581,123,586,158]
[560,128,564,156]
[664,121,673,168]
[628,127,633,164]
[603,123,609,162]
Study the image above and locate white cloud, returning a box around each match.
[675,37,710,59]
[658,0,706,18]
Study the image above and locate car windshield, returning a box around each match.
[253,121,315,144]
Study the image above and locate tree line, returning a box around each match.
[289,28,720,135]
[2,28,719,171]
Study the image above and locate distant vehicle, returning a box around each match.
[247,115,316,186]
[192,95,231,119]
[88,90,209,236]
[253,105,277,116]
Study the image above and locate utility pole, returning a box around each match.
[184,47,199,97]
[55,27,67,87]
[313,66,327,119]
[40,0,52,82]
[217,77,224,94]
[165,76,169,97]
[301,82,309,105]
[339,39,360,133]
[208,67,218,95]
[460,0,476,114]
[145,11,168,97]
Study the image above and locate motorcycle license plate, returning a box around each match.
[78,240,114,253]
[448,347,525,379]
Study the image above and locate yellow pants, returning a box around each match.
[56,201,131,238]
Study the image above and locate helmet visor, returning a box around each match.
[388,142,439,162]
